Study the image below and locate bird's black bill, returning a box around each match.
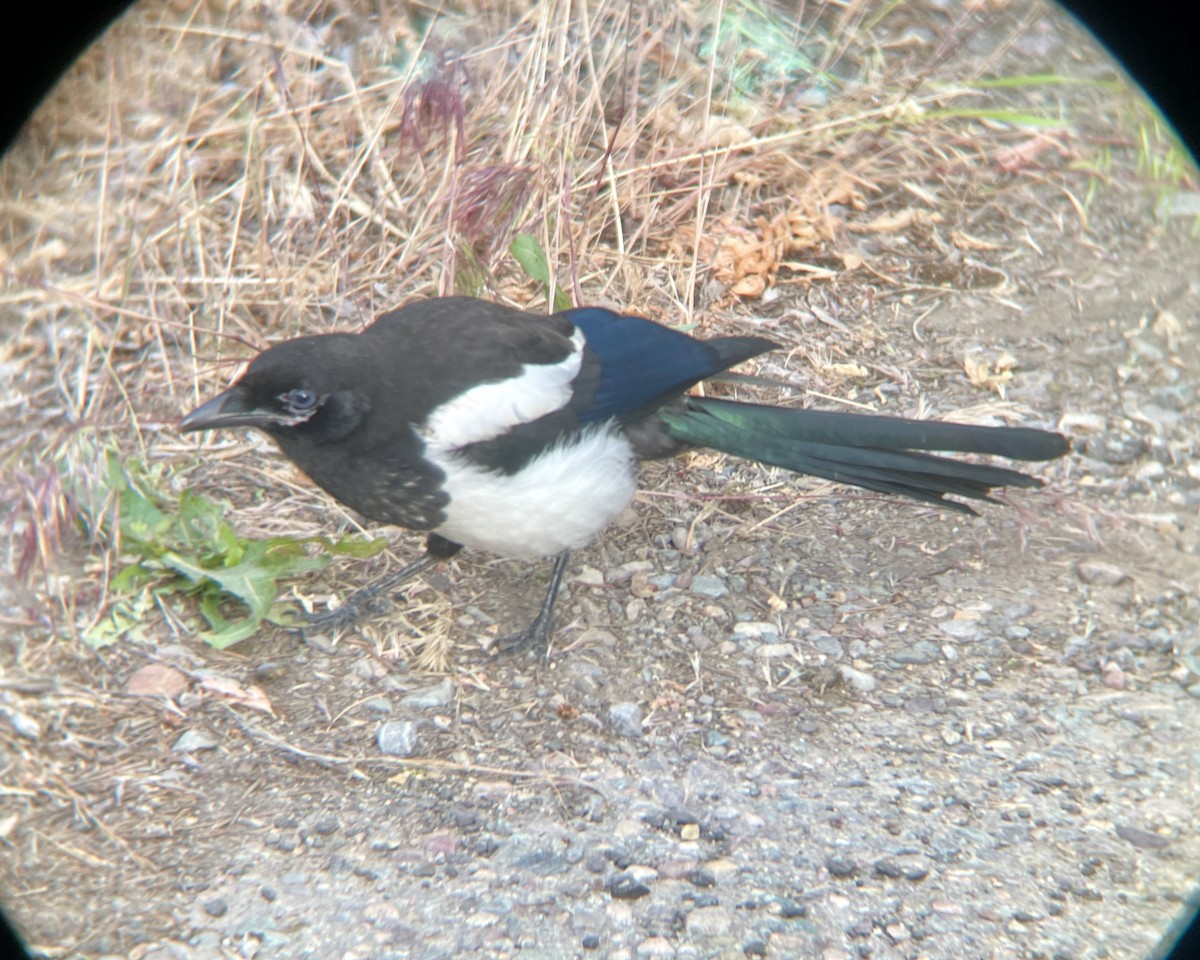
[180,388,270,432]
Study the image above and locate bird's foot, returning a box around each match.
[290,590,394,636]
[489,549,569,661]
[491,610,555,661]
[286,552,439,638]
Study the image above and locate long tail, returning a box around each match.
[659,397,1068,514]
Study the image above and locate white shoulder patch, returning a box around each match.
[420,326,585,449]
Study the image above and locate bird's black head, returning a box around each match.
[179,334,371,445]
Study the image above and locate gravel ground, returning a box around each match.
[2,2,1199,959]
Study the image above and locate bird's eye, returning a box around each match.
[283,388,319,411]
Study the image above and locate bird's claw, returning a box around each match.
[288,593,394,635]
[491,614,555,662]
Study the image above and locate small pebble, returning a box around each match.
[811,634,844,658]
[686,905,732,936]
[608,873,651,900]
[734,621,780,639]
[399,678,454,709]
[938,619,983,643]
[755,642,794,659]
[1077,560,1129,586]
[1115,824,1170,849]
[608,702,644,738]
[690,575,728,599]
[686,868,716,888]
[636,936,675,957]
[172,730,218,753]
[1102,662,1127,689]
[1136,461,1165,482]
[377,720,420,757]
[885,921,911,943]
[606,560,653,584]
[4,709,40,741]
[874,853,932,881]
[1059,412,1106,433]
[825,855,858,878]
[892,641,940,665]
[837,665,876,693]
[573,566,605,587]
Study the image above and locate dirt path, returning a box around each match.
[2,2,1198,958]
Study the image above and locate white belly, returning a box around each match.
[430,425,637,559]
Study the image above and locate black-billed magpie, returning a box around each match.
[179,296,1068,655]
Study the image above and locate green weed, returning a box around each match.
[87,452,384,649]
[510,233,572,312]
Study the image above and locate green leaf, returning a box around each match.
[197,591,263,650]
[162,550,275,619]
[178,489,232,550]
[924,108,1066,129]
[88,448,397,649]
[111,562,154,592]
[258,538,332,574]
[323,535,388,558]
[118,479,174,548]
[510,234,573,312]
[510,233,552,285]
[965,74,1119,91]
[84,592,158,648]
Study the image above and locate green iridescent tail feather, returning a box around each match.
[659,397,1068,514]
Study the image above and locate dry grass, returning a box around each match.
[0,0,1131,660]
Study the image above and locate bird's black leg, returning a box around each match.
[493,550,571,661]
[296,534,462,635]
